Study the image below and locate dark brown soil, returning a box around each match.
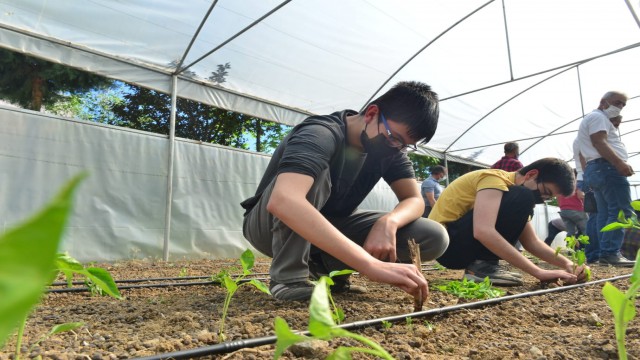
[1,258,638,360]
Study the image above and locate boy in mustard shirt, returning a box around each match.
[430,158,589,286]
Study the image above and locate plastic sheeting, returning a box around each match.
[0,106,401,261]
[1,106,562,261]
[1,0,639,182]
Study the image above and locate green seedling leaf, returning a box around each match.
[49,322,84,335]
[618,210,627,223]
[600,222,627,232]
[273,317,310,359]
[602,283,636,324]
[222,274,238,293]
[84,267,121,299]
[248,279,270,294]
[631,201,640,212]
[0,173,86,347]
[326,347,353,360]
[329,269,356,278]
[631,251,640,284]
[308,277,336,340]
[240,249,255,275]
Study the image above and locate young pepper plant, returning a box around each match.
[273,276,394,360]
[325,269,355,324]
[0,174,89,357]
[601,250,639,360]
[555,234,591,281]
[212,249,270,341]
[600,209,640,360]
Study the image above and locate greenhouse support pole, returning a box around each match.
[443,153,449,186]
[162,75,178,261]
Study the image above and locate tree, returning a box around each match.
[0,48,112,111]
[409,152,485,182]
[109,84,289,152]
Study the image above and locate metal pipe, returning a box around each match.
[129,274,632,360]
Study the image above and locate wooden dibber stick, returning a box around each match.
[408,238,425,311]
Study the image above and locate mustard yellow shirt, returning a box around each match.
[429,169,517,225]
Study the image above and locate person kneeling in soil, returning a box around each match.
[429,158,589,286]
[241,81,449,302]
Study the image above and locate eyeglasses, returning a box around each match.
[537,182,553,199]
[379,112,417,151]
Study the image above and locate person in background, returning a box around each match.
[491,142,524,172]
[491,141,525,252]
[430,158,588,286]
[544,217,566,246]
[241,81,449,302]
[421,165,447,218]
[577,92,635,267]
[557,170,587,239]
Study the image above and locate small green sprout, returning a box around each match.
[178,267,189,277]
[434,277,505,300]
[274,276,394,360]
[381,320,393,329]
[601,250,640,360]
[405,316,414,332]
[555,234,591,281]
[433,262,446,271]
[423,320,436,331]
[213,249,270,341]
[56,253,122,299]
[324,269,355,324]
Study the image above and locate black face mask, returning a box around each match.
[531,189,545,204]
[360,130,400,159]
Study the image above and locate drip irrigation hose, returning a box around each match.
[48,266,440,292]
[47,278,270,293]
[130,274,632,360]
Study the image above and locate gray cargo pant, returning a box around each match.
[242,169,449,284]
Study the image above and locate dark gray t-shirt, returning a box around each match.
[240,110,415,217]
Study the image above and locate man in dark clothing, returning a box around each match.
[241,81,449,301]
[491,142,524,172]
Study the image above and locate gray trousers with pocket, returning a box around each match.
[242,169,449,284]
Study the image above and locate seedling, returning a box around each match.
[381,320,393,330]
[555,234,591,281]
[212,249,270,341]
[178,267,188,277]
[324,269,355,324]
[273,276,394,360]
[405,316,414,332]
[601,251,640,360]
[434,277,505,300]
[56,253,121,299]
[0,174,103,360]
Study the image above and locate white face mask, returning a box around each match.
[603,102,622,119]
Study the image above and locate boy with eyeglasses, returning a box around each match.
[430,158,589,286]
[241,81,449,301]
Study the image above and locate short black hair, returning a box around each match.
[504,142,519,153]
[518,158,575,196]
[368,81,439,145]
[430,165,446,175]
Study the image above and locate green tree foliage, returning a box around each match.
[108,85,288,152]
[409,153,485,181]
[0,48,112,111]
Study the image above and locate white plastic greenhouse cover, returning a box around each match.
[1,0,640,178]
[4,0,637,261]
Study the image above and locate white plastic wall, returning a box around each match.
[0,106,400,262]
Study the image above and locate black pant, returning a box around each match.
[544,221,563,245]
[436,186,535,269]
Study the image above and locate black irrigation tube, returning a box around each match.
[46,277,270,293]
[131,274,632,360]
[48,267,441,293]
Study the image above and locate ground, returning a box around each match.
[1,258,638,360]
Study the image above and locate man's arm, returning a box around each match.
[425,191,436,207]
[473,189,579,283]
[267,172,428,296]
[590,131,633,176]
[364,178,424,262]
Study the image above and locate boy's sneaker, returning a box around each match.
[269,280,315,301]
[599,254,636,267]
[463,259,523,286]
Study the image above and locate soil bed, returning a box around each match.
[2,258,639,360]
